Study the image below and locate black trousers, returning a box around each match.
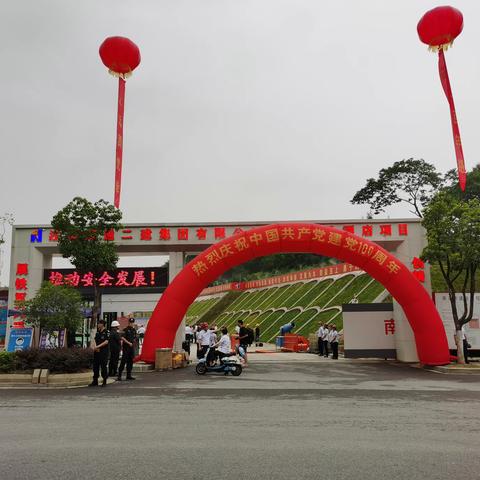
[118,348,134,377]
[317,338,324,356]
[332,342,338,359]
[109,349,120,376]
[323,340,329,357]
[463,340,470,363]
[206,347,216,365]
[93,353,108,382]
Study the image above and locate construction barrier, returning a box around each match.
[275,334,309,353]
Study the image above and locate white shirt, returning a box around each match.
[317,326,326,338]
[137,326,146,335]
[218,334,231,354]
[328,330,339,343]
[208,330,217,347]
[198,330,210,346]
[235,325,240,334]
[321,328,330,341]
[185,326,193,335]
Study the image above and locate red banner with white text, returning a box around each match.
[199,263,360,296]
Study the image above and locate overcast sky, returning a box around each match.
[1,0,479,285]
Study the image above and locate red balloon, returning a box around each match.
[139,224,450,366]
[99,36,141,76]
[417,6,463,48]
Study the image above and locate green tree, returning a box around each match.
[51,197,122,329]
[421,193,480,363]
[351,159,445,217]
[20,282,84,347]
[443,164,480,201]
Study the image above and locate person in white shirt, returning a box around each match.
[137,325,146,349]
[206,326,218,366]
[185,324,194,344]
[197,323,210,359]
[214,327,232,362]
[316,323,326,357]
[328,325,340,359]
[321,324,331,358]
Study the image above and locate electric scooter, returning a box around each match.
[195,348,243,376]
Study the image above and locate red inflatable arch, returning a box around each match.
[139,224,449,365]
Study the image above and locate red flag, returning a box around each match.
[438,49,466,191]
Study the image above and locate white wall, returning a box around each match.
[101,293,161,316]
[343,309,395,354]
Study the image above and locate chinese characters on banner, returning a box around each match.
[44,267,168,289]
[32,223,410,244]
[13,263,29,328]
[412,257,425,283]
[200,263,360,296]
[190,226,403,279]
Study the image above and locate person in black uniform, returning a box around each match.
[108,320,122,377]
[89,319,110,387]
[237,320,249,367]
[117,318,137,381]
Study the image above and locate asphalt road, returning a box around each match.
[1,357,479,480]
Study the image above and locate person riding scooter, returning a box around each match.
[214,327,231,362]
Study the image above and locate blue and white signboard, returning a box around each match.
[7,328,33,352]
[0,302,7,338]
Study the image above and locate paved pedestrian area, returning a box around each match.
[1,355,479,480]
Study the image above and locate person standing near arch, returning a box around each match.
[329,325,340,360]
[89,319,109,387]
[316,323,326,356]
[322,324,330,358]
[254,324,261,346]
[108,320,121,377]
[117,318,137,381]
[237,320,249,367]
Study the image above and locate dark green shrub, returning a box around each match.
[0,351,16,373]
[14,349,41,371]
[13,348,94,373]
[38,348,93,373]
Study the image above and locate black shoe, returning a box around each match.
[101,380,107,387]
[126,376,136,381]
[117,376,122,381]
[88,382,98,387]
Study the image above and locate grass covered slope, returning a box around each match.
[186,271,387,342]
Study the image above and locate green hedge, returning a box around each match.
[0,351,16,373]
[0,348,93,374]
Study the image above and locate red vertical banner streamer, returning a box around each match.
[114,77,126,208]
[438,49,466,191]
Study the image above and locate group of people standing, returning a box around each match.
[185,319,252,367]
[89,318,139,387]
[186,323,233,365]
[316,323,340,359]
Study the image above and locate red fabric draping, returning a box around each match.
[438,49,466,191]
[114,78,125,208]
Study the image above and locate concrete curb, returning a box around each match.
[427,364,480,375]
[0,370,101,387]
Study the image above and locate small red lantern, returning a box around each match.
[99,37,141,208]
[417,6,466,191]
[99,36,141,78]
[417,6,463,50]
